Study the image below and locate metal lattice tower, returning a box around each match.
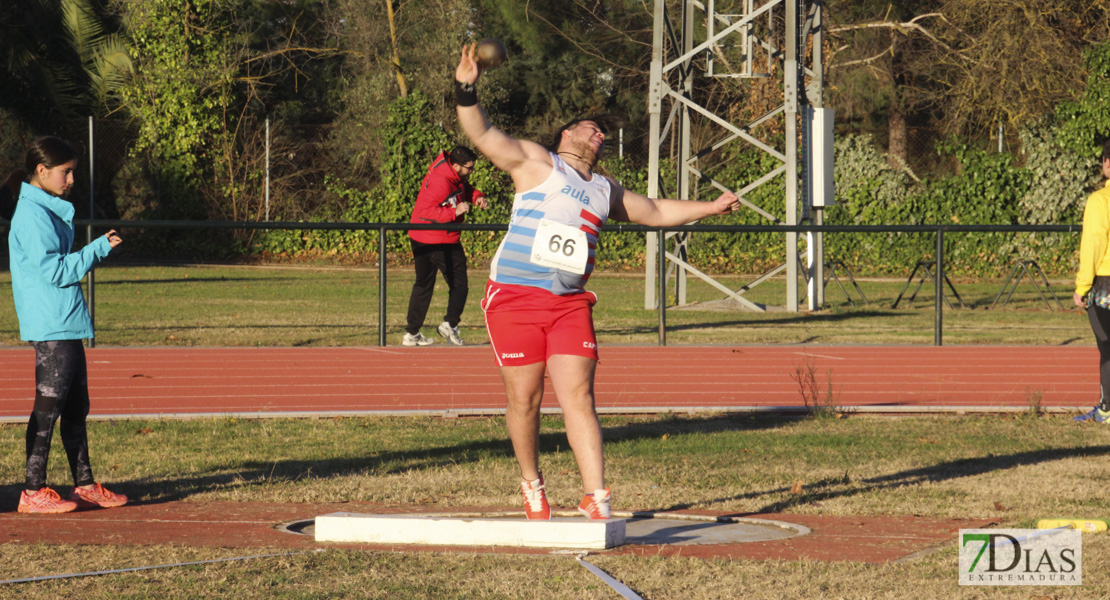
[644,0,831,313]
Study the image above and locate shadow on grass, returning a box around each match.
[595,310,907,336]
[0,414,796,508]
[602,413,795,441]
[657,444,1110,516]
[5,416,1090,514]
[95,324,374,332]
[95,277,296,285]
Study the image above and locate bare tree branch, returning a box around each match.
[829,13,976,63]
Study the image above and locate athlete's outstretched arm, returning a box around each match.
[455,44,548,180]
[608,181,741,227]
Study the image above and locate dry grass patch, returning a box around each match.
[2,413,1108,521]
[593,536,1110,599]
[2,413,1110,597]
[0,546,604,599]
[3,539,1109,599]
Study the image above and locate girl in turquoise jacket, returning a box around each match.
[5,136,128,513]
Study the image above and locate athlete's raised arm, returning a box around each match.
[454,44,550,189]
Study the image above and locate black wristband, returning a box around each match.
[455,81,477,107]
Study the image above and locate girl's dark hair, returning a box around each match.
[1,137,79,218]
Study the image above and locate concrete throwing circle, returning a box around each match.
[279,511,810,547]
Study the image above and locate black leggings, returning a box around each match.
[1089,305,1110,412]
[25,340,94,490]
[405,240,469,334]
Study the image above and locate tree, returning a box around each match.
[0,0,132,218]
[117,0,340,225]
[826,0,1110,154]
[825,0,943,165]
[384,0,408,97]
[325,0,472,189]
[474,0,651,139]
[117,0,237,220]
[1057,41,1110,158]
[917,0,1110,138]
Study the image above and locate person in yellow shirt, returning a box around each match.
[1074,140,1110,422]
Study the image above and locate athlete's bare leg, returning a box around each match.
[499,361,547,481]
[547,354,603,491]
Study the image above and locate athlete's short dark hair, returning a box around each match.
[549,115,613,151]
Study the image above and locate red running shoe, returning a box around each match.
[18,487,78,514]
[578,488,611,520]
[520,475,551,520]
[70,483,128,509]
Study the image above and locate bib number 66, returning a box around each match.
[531,218,589,274]
[548,234,576,256]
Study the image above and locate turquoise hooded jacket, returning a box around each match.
[8,182,112,341]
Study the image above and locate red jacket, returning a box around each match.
[408,152,485,245]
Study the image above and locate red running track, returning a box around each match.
[0,345,1097,420]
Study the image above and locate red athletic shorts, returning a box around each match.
[481,280,599,367]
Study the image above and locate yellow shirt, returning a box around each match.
[1076,180,1110,297]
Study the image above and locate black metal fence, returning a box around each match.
[38,220,1076,348]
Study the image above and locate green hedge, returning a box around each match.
[250,93,1096,279]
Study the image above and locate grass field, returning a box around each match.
[0,262,1092,347]
[0,263,1105,598]
[1,413,1108,598]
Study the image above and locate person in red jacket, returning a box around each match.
[403,146,488,346]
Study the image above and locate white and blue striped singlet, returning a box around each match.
[489,153,612,295]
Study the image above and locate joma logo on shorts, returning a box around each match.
[502,352,525,359]
[583,342,596,349]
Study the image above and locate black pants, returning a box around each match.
[405,240,469,335]
[1089,304,1110,411]
[25,340,94,490]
